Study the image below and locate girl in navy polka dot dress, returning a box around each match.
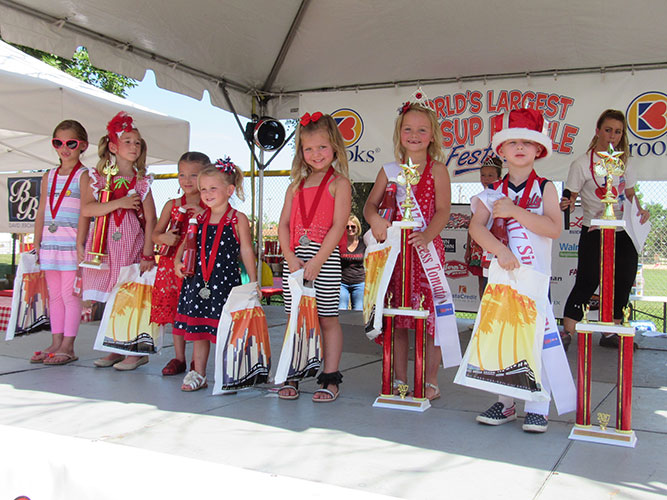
[173,159,257,392]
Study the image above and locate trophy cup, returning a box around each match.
[373,158,431,412]
[569,145,637,447]
[80,161,118,270]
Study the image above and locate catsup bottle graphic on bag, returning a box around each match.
[158,206,188,256]
[181,218,199,277]
[378,179,398,222]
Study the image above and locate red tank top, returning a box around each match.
[289,174,345,252]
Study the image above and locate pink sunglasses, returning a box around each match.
[52,138,83,150]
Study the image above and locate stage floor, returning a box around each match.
[1,307,665,499]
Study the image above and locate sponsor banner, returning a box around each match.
[299,70,667,182]
[441,204,583,318]
[0,173,43,233]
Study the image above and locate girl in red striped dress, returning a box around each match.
[79,112,157,371]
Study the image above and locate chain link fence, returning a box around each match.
[152,175,667,329]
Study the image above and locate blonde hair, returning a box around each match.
[198,163,245,201]
[587,109,629,164]
[348,215,362,236]
[393,104,445,163]
[96,130,148,178]
[290,114,349,189]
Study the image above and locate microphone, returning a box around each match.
[562,189,571,230]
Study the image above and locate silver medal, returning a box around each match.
[112,231,122,241]
[199,286,211,300]
[48,223,58,233]
[299,234,311,247]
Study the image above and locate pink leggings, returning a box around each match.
[45,270,82,337]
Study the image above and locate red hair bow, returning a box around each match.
[398,102,411,115]
[300,111,323,126]
[106,112,134,144]
[215,156,236,174]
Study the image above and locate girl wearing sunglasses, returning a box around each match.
[30,120,89,365]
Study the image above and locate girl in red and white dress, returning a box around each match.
[364,100,452,402]
[79,112,157,371]
[151,151,209,376]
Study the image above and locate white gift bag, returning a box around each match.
[93,264,163,355]
[274,270,322,384]
[5,252,49,340]
[213,282,271,394]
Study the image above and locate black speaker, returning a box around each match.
[246,118,285,151]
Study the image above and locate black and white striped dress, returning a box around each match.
[283,242,341,317]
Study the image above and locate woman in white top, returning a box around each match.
[560,109,650,349]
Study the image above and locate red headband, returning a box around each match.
[106,112,134,145]
[300,111,323,127]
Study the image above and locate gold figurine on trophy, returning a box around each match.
[397,158,421,222]
[594,144,626,220]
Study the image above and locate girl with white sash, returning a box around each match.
[468,108,575,433]
[364,95,458,402]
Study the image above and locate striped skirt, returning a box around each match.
[283,243,341,317]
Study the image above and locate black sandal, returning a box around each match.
[313,371,343,403]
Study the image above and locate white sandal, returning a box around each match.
[426,382,441,401]
[181,370,208,392]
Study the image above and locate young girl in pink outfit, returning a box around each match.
[30,120,88,365]
[151,151,209,376]
[364,101,452,402]
[79,112,157,371]
[277,112,352,402]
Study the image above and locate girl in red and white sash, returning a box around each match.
[80,112,157,371]
[173,159,257,392]
[364,93,454,402]
[278,112,352,402]
[469,108,573,433]
[31,120,89,365]
[560,109,650,349]
[151,151,209,376]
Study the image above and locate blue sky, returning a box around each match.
[126,70,293,221]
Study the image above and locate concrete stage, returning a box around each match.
[1,307,665,499]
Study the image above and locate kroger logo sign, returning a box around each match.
[627,91,667,141]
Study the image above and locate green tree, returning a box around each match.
[7,41,137,97]
[643,201,667,262]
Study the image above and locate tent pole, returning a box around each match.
[250,97,257,236]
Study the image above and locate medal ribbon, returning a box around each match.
[49,161,81,220]
[200,204,233,285]
[297,167,334,238]
[501,168,538,209]
[110,176,137,227]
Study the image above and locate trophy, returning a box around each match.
[373,158,430,412]
[569,145,637,448]
[80,161,118,269]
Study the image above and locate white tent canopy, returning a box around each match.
[0,40,189,171]
[1,0,667,120]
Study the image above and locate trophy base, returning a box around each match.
[568,425,637,448]
[373,394,431,412]
[79,260,109,271]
